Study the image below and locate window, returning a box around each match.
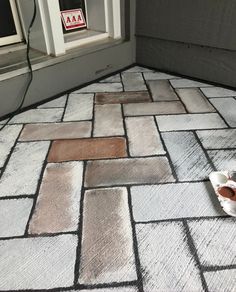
[0,0,23,47]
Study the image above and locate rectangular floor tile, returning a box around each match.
[188,218,236,266]
[9,109,64,124]
[124,66,153,73]
[176,88,215,113]
[95,91,151,104]
[131,182,224,222]
[204,269,236,292]
[99,73,121,83]
[136,222,203,291]
[201,87,236,97]
[28,162,83,234]
[124,101,186,116]
[85,157,175,187]
[208,150,236,171]
[126,117,165,156]
[162,132,213,181]
[0,125,22,168]
[156,113,226,131]
[48,137,127,162]
[148,80,179,101]
[143,72,180,80]
[0,141,50,197]
[63,93,93,121]
[121,72,147,91]
[19,122,91,141]
[196,129,236,149]
[0,198,33,237]
[38,95,67,108]
[79,187,137,284]
[0,234,77,290]
[94,104,124,137]
[210,98,236,127]
[73,83,123,93]
[170,79,212,88]
[80,288,138,292]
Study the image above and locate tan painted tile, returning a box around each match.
[48,137,127,162]
[29,162,83,234]
[148,80,179,101]
[95,91,151,104]
[79,187,137,284]
[85,157,175,187]
[19,122,91,141]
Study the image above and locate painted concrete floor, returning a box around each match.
[0,66,236,292]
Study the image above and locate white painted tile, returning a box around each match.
[126,117,165,156]
[143,72,180,80]
[204,269,236,292]
[9,109,64,124]
[99,74,121,83]
[0,125,22,168]
[73,83,123,93]
[189,218,236,266]
[210,98,236,127]
[124,66,153,73]
[201,87,236,97]
[94,104,124,137]
[63,93,93,121]
[122,72,147,91]
[0,141,50,197]
[156,113,226,131]
[0,234,77,290]
[80,288,138,292]
[38,95,67,108]
[136,222,203,291]
[0,198,33,237]
[170,79,212,88]
[208,150,236,171]
[131,182,224,222]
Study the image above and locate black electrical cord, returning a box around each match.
[0,0,37,132]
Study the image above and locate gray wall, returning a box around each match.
[136,0,236,88]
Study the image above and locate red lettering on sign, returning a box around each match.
[66,16,71,23]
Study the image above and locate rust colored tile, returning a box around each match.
[48,137,127,162]
[95,91,151,104]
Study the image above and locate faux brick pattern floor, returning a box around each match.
[0,65,235,291]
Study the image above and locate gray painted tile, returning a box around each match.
[176,88,215,113]
[197,129,236,149]
[29,162,83,234]
[162,132,213,181]
[201,87,236,97]
[79,187,137,284]
[131,182,224,222]
[143,72,180,80]
[19,122,91,141]
[122,72,147,91]
[124,101,186,116]
[210,98,236,127]
[99,74,121,83]
[188,218,236,266]
[170,79,212,88]
[0,141,50,197]
[136,222,203,292]
[63,93,93,121]
[0,125,22,168]
[148,80,179,101]
[74,83,123,93]
[94,104,124,137]
[0,234,77,290]
[126,116,165,156]
[9,109,64,124]
[208,150,236,171]
[0,198,33,237]
[38,95,67,108]
[156,113,226,131]
[85,157,175,187]
[204,269,236,292]
[95,91,151,104]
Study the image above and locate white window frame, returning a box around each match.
[0,0,23,47]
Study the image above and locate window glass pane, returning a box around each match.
[0,0,17,38]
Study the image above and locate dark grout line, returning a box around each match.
[120,72,125,92]
[91,94,96,137]
[141,72,154,102]
[74,160,87,285]
[203,264,236,273]
[127,187,144,292]
[77,280,138,290]
[60,93,69,122]
[121,104,131,157]
[182,219,209,292]
[24,142,52,236]
[0,194,34,201]
[160,127,235,133]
